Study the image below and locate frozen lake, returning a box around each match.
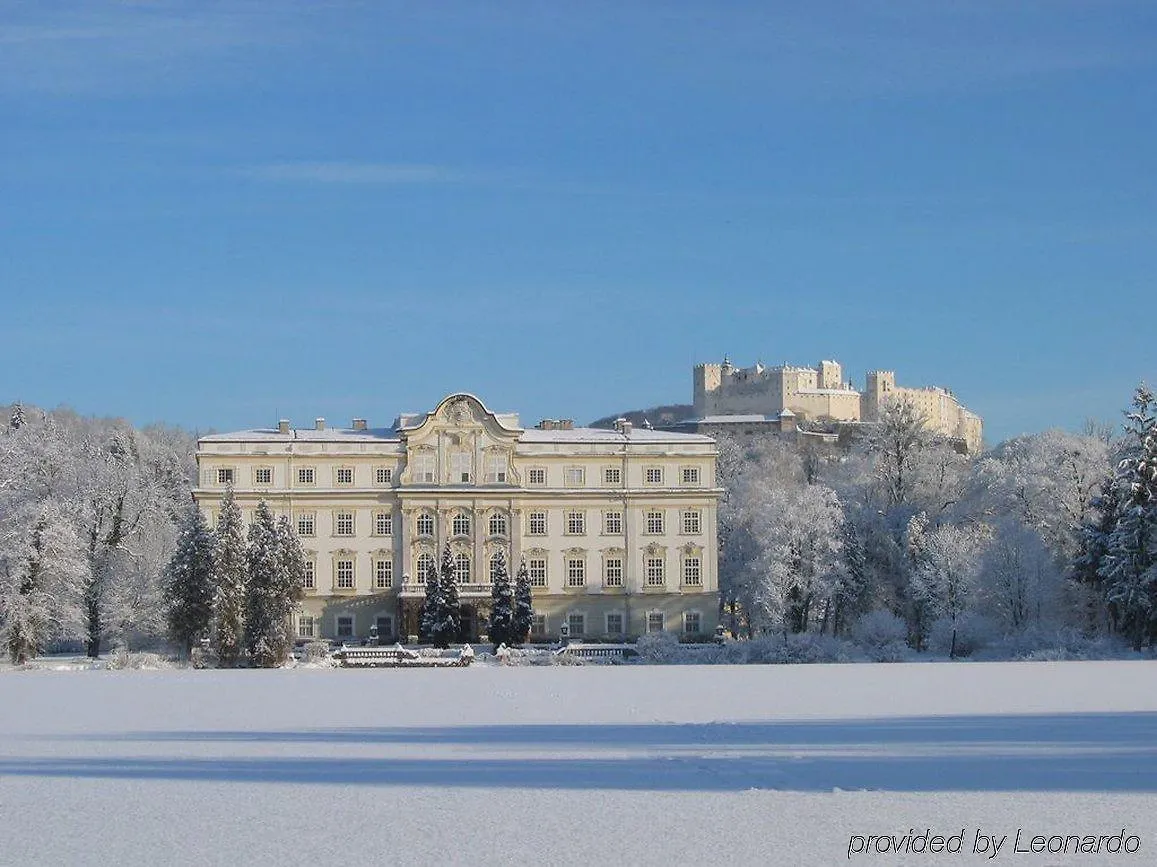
[1,661,1155,865]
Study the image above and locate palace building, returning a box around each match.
[193,393,721,644]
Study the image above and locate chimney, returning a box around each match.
[352,418,367,431]
[559,419,574,430]
[614,417,633,436]
[537,419,556,430]
[277,419,290,435]
[315,418,325,431]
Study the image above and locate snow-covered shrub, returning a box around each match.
[735,633,862,664]
[302,641,332,664]
[106,649,175,670]
[975,626,1138,662]
[926,613,997,658]
[852,610,910,662]
[634,631,684,663]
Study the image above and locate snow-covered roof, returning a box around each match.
[199,428,401,443]
[679,415,782,425]
[520,426,714,444]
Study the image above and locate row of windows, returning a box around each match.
[289,509,702,539]
[301,552,703,592]
[522,555,702,589]
[300,610,701,640]
[212,464,703,489]
[527,466,701,487]
[215,466,396,487]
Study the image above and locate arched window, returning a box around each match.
[488,512,507,537]
[416,552,435,583]
[416,512,435,537]
[452,512,471,537]
[454,553,471,582]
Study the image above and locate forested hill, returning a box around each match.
[588,403,694,429]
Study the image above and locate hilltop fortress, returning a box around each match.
[690,358,983,453]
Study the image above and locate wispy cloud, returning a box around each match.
[247,162,468,185]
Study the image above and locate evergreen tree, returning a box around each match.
[487,549,514,647]
[275,514,307,650]
[8,402,25,431]
[1072,473,1121,632]
[244,500,286,667]
[1098,384,1157,649]
[162,500,216,660]
[419,558,442,644]
[432,544,461,648]
[211,488,247,667]
[511,560,533,645]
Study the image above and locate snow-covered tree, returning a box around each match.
[8,403,25,432]
[430,545,461,648]
[1098,385,1157,648]
[245,500,290,667]
[163,501,216,658]
[908,517,989,657]
[488,549,514,647]
[419,557,442,644]
[512,560,533,645]
[1,508,86,663]
[212,488,246,667]
[275,514,307,648]
[977,518,1061,632]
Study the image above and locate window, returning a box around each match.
[682,510,701,535]
[416,553,435,583]
[452,513,471,537]
[335,467,354,486]
[375,615,393,639]
[298,615,315,638]
[530,614,547,638]
[374,558,393,589]
[336,559,355,589]
[647,611,665,633]
[296,513,316,537]
[254,467,272,485]
[527,467,546,486]
[451,451,471,483]
[375,467,393,485]
[335,512,355,536]
[488,512,508,537]
[603,466,621,486]
[216,468,235,486]
[684,612,702,635]
[567,613,585,637]
[564,467,585,487]
[645,467,664,486]
[336,616,354,638]
[297,467,315,485]
[566,558,586,588]
[528,511,547,535]
[606,612,624,636]
[604,558,623,588]
[416,513,435,537]
[646,510,665,534]
[302,560,316,590]
[373,511,392,536]
[683,557,702,586]
[565,510,585,535]
[485,454,507,483]
[681,467,700,485]
[454,553,471,582]
[527,558,547,587]
[646,557,665,586]
[414,453,435,483]
[603,511,623,535]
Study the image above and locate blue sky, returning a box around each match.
[2,1,1154,444]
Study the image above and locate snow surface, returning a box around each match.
[1,661,1156,865]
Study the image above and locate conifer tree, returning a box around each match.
[275,514,307,650]
[1098,384,1157,649]
[432,544,461,648]
[244,500,285,667]
[163,500,216,660]
[419,558,442,644]
[511,560,533,645]
[487,549,514,647]
[211,488,247,667]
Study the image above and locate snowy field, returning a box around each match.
[1,661,1156,866]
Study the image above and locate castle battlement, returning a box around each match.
[693,356,982,452]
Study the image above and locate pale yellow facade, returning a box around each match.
[693,358,983,452]
[193,393,721,643]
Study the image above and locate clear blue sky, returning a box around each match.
[3,1,1154,444]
